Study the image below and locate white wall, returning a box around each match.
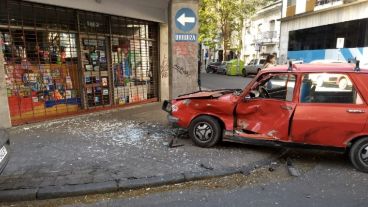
[25,0,169,23]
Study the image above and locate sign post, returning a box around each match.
[169,0,199,98]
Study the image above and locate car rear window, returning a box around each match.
[300,73,363,104]
[259,59,266,65]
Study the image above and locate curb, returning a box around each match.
[0,149,288,202]
[37,181,118,200]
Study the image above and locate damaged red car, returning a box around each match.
[163,63,368,172]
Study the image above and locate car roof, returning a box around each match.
[262,63,368,74]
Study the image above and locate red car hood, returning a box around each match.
[175,89,238,100]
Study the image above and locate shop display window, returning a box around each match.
[0,0,159,124]
[1,29,81,121]
[111,17,158,105]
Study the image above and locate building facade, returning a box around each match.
[241,0,282,64]
[280,0,368,64]
[0,0,199,127]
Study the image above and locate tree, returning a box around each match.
[198,0,218,50]
[199,0,273,60]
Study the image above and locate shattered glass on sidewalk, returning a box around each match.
[0,104,273,191]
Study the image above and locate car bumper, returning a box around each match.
[167,114,180,128]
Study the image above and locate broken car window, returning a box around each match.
[251,74,296,101]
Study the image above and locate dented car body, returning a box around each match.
[163,63,368,172]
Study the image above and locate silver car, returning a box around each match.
[242,59,266,77]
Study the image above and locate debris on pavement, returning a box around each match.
[167,136,184,148]
[286,158,301,177]
[199,163,214,170]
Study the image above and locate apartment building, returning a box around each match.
[241,0,282,64]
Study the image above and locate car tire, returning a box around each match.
[189,116,222,148]
[338,77,348,90]
[349,137,368,173]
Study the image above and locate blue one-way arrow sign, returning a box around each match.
[175,8,196,32]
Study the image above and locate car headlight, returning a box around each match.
[162,100,172,113]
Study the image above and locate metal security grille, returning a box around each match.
[110,16,158,105]
[0,0,159,125]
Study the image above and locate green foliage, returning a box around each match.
[199,0,274,58]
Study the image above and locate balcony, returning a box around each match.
[314,0,343,10]
[254,31,278,45]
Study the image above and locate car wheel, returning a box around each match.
[338,78,348,90]
[349,137,368,173]
[189,116,222,148]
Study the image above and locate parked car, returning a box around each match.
[206,62,222,73]
[216,61,229,75]
[242,59,266,77]
[0,129,10,174]
[163,63,368,172]
[309,59,351,89]
[226,59,245,76]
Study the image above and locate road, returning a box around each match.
[200,72,253,90]
[11,150,368,207]
[75,158,368,207]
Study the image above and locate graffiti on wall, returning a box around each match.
[173,64,189,77]
[172,42,197,79]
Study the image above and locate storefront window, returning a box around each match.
[1,0,158,124]
[111,17,158,105]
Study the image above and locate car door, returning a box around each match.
[246,59,256,74]
[291,73,367,147]
[235,73,297,141]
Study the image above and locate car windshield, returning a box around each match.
[248,59,255,65]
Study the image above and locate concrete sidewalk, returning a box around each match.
[0,103,279,202]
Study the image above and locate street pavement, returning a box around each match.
[200,72,253,90]
[6,150,368,207]
[64,153,368,207]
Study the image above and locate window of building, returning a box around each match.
[315,0,342,6]
[287,0,296,6]
[288,18,368,51]
[269,20,276,32]
[300,73,363,104]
